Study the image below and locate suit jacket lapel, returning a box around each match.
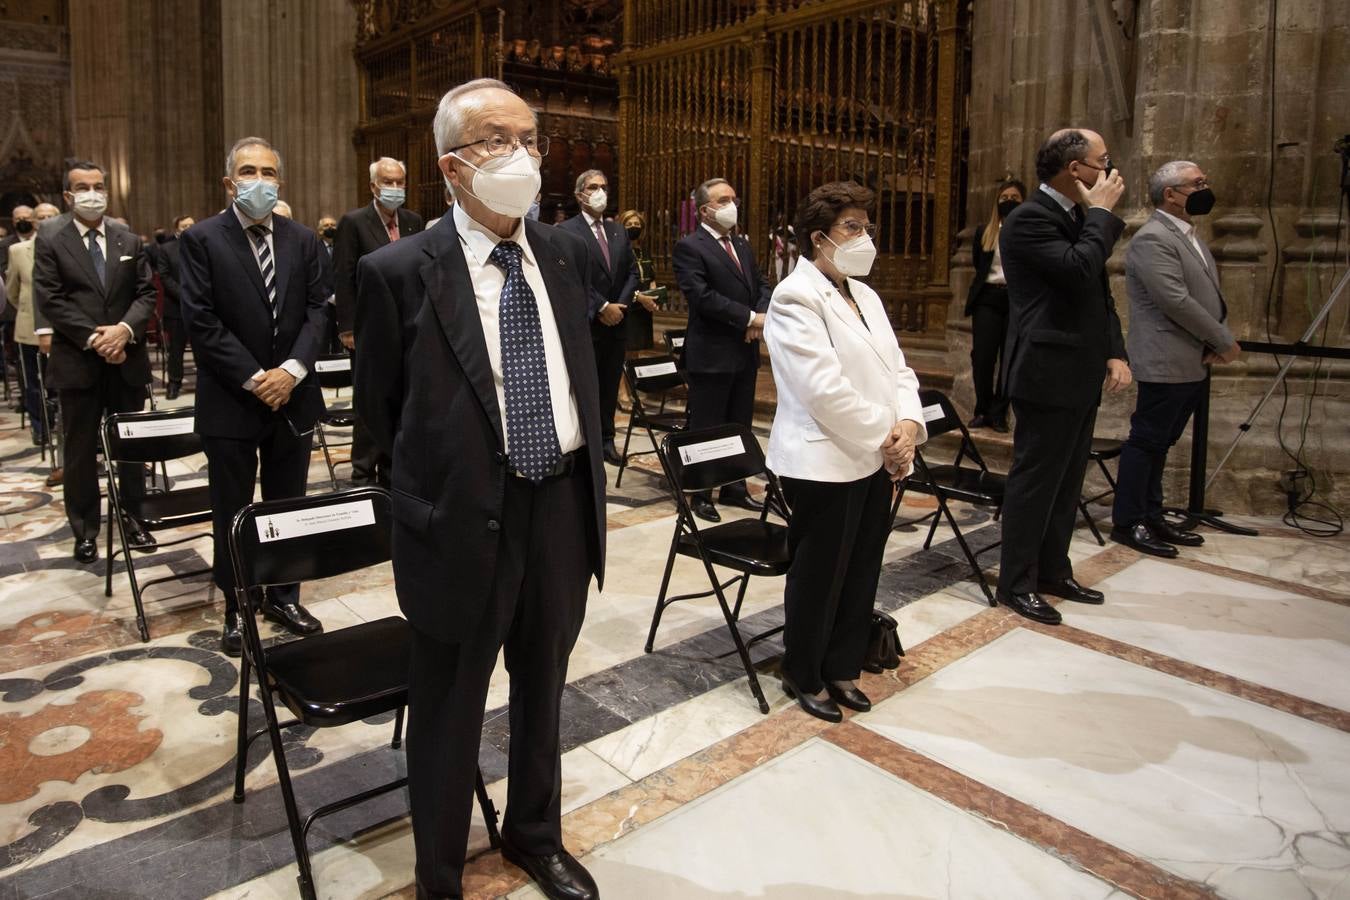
[697,227,747,289]
[528,222,593,404]
[421,223,505,447]
[271,222,294,318]
[104,229,125,294]
[365,204,391,248]
[223,212,273,312]
[1154,212,1224,295]
[58,222,104,295]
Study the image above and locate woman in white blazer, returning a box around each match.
[764,181,927,722]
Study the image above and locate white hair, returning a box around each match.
[1148,160,1199,206]
[369,157,407,182]
[433,77,519,155]
[225,136,284,180]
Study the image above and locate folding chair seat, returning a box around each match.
[646,424,791,713]
[1078,437,1124,545]
[228,486,499,900]
[312,353,356,490]
[616,354,687,487]
[889,389,1003,604]
[101,409,213,641]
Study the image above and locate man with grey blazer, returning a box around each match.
[1111,160,1240,557]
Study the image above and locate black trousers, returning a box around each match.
[162,315,189,385]
[58,373,147,542]
[350,349,390,486]
[1112,380,1205,528]
[686,366,758,501]
[969,288,1009,421]
[19,343,46,440]
[593,327,626,442]
[201,420,313,613]
[408,465,591,897]
[998,398,1097,595]
[780,468,893,693]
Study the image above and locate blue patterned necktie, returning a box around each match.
[247,224,278,320]
[87,230,105,283]
[490,240,561,482]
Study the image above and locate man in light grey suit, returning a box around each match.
[1111,160,1241,557]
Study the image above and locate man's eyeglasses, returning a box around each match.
[445,134,550,158]
[832,220,877,239]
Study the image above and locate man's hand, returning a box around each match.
[1205,341,1241,365]
[38,334,52,354]
[598,303,625,326]
[339,331,355,351]
[881,419,921,478]
[252,368,297,411]
[90,324,130,360]
[745,312,767,343]
[1104,358,1132,392]
[106,349,127,365]
[1075,166,1126,212]
[634,291,660,313]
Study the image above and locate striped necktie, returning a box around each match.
[247,224,278,318]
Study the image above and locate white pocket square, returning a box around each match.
[119,255,133,262]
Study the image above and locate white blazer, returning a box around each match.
[765,261,926,482]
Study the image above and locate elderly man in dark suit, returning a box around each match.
[33,161,157,564]
[179,136,330,656]
[672,176,772,522]
[356,78,605,900]
[1112,160,1240,557]
[996,128,1132,626]
[156,214,195,399]
[559,167,637,465]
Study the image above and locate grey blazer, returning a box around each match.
[1123,211,1235,383]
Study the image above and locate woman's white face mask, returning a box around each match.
[446,147,542,218]
[821,233,877,278]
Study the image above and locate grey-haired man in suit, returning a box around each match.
[1111,160,1240,557]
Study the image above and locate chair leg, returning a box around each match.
[1080,501,1106,546]
[644,528,683,653]
[258,680,317,898]
[318,424,338,491]
[476,767,501,849]
[616,415,637,488]
[729,573,750,621]
[233,654,251,803]
[391,705,405,750]
[922,500,943,549]
[701,559,770,714]
[933,491,996,605]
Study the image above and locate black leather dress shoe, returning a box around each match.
[602,441,624,466]
[123,520,158,552]
[1110,522,1179,558]
[826,682,872,712]
[781,674,843,723]
[691,496,721,523]
[968,415,992,429]
[261,598,322,636]
[997,592,1062,625]
[74,538,98,564]
[1148,518,1204,547]
[165,383,181,400]
[1036,577,1105,605]
[221,612,243,658]
[500,843,598,900]
[721,492,765,512]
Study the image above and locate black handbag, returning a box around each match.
[862,610,905,673]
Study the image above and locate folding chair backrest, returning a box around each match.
[312,353,354,390]
[625,355,685,398]
[230,487,392,591]
[104,408,203,464]
[662,424,767,493]
[662,329,687,364]
[916,389,964,440]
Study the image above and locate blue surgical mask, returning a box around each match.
[378,187,405,210]
[233,179,279,220]
[526,199,541,221]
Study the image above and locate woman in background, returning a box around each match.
[620,209,660,352]
[964,178,1026,432]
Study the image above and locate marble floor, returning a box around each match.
[2,363,1348,900]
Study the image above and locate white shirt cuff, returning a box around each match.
[119,321,135,344]
[280,359,307,383]
[747,310,757,327]
[34,328,53,336]
[243,368,266,391]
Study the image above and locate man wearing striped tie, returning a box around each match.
[180,136,331,656]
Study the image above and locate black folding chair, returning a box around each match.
[646,424,791,713]
[1078,437,1124,545]
[616,355,688,487]
[228,487,499,900]
[101,409,213,641]
[888,389,1003,604]
[312,353,356,490]
[662,328,687,369]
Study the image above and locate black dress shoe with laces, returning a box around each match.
[997,591,1063,625]
[123,519,158,552]
[1148,518,1204,547]
[1036,577,1105,605]
[74,538,98,564]
[165,383,181,400]
[221,612,243,657]
[500,843,598,900]
[1110,522,1179,558]
[720,492,765,512]
[825,682,872,712]
[261,597,322,635]
[691,495,721,523]
[781,674,843,723]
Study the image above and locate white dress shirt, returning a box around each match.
[700,221,757,327]
[1156,208,1208,268]
[985,240,1006,285]
[233,205,308,390]
[453,202,583,455]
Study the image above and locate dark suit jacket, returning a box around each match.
[354,216,607,644]
[672,226,771,375]
[557,213,638,340]
[964,224,1001,316]
[156,237,184,319]
[32,218,157,391]
[333,202,424,334]
[999,189,1127,411]
[178,209,330,439]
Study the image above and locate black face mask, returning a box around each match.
[14,219,34,235]
[1183,188,1216,216]
[321,226,337,240]
[626,226,641,241]
[997,199,1019,219]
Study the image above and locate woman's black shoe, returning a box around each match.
[781,675,843,723]
[826,682,872,712]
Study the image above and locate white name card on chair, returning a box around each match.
[119,417,195,439]
[921,403,945,423]
[671,337,685,348]
[635,361,678,379]
[314,358,352,373]
[678,435,745,466]
[256,499,376,543]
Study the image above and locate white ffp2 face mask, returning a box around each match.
[710,202,738,231]
[824,234,877,278]
[449,148,542,218]
[586,189,608,215]
[72,190,108,219]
